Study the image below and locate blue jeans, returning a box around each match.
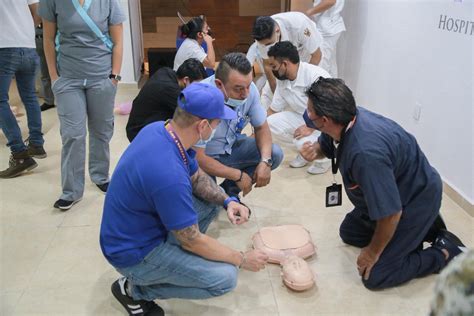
[213,135,284,196]
[0,48,43,153]
[116,196,238,301]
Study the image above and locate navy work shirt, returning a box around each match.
[319,107,442,225]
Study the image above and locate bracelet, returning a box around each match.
[235,170,244,182]
[238,251,246,269]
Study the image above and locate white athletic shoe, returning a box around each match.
[290,154,308,168]
[307,160,331,175]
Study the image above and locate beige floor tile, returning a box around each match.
[13,283,122,316]
[1,291,23,315]
[27,226,117,291]
[0,224,58,294]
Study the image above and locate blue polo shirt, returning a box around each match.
[319,107,442,225]
[100,122,199,268]
[196,75,266,157]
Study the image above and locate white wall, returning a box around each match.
[118,0,143,84]
[338,0,473,204]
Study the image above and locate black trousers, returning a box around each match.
[339,208,446,290]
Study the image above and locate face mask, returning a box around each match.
[225,97,247,108]
[221,84,247,108]
[272,62,288,81]
[197,121,216,146]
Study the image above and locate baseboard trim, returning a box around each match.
[443,182,474,217]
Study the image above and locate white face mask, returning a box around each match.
[197,121,216,146]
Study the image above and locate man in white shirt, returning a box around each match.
[0,0,46,179]
[266,41,331,174]
[306,0,346,77]
[252,12,325,94]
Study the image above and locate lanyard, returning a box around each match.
[165,121,188,166]
[71,0,114,51]
[330,116,357,182]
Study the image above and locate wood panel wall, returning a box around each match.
[141,0,283,60]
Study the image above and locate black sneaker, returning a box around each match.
[27,143,47,159]
[0,151,37,179]
[433,229,467,264]
[111,277,164,316]
[40,103,55,111]
[423,214,447,243]
[53,198,81,211]
[96,182,109,193]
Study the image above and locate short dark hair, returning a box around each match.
[252,16,275,41]
[306,78,357,126]
[181,16,205,40]
[215,52,252,84]
[176,58,207,82]
[268,41,300,64]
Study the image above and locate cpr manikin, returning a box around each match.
[252,225,316,291]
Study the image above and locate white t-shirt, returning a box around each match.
[311,0,346,36]
[271,62,330,115]
[257,12,323,63]
[0,0,38,49]
[173,38,207,71]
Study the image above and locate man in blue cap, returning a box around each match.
[100,83,269,316]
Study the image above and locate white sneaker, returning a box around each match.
[290,154,308,168]
[307,160,331,175]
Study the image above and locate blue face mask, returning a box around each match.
[225,97,247,108]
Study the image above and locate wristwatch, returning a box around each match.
[109,74,122,81]
[260,157,273,167]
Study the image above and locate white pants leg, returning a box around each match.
[267,111,320,147]
[260,81,273,111]
[320,32,342,78]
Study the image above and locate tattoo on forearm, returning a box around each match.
[192,170,227,205]
[173,224,200,246]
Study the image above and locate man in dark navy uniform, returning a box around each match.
[300,77,466,290]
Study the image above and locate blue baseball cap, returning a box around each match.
[177,82,237,120]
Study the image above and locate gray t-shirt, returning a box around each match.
[39,0,126,79]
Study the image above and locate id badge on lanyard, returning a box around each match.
[325,116,356,207]
[326,154,342,207]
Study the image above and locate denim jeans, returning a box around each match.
[0,48,43,153]
[116,196,238,301]
[213,135,284,196]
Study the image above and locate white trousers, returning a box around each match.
[267,110,320,149]
[320,32,342,78]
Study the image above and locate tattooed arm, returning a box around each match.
[173,223,269,270]
[173,223,242,266]
[191,168,228,205]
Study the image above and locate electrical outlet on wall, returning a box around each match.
[413,102,422,123]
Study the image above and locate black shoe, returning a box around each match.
[27,143,47,159]
[53,198,80,211]
[40,103,55,111]
[424,214,447,243]
[111,277,164,316]
[433,229,467,264]
[0,151,37,179]
[96,182,109,193]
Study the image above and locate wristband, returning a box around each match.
[223,196,240,209]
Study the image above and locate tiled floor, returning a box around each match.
[1,83,473,316]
